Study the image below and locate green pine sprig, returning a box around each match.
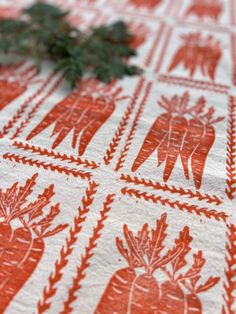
[0,2,142,87]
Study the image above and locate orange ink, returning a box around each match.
[132,92,224,189]
[0,63,39,111]
[27,79,126,156]
[168,33,222,81]
[95,214,219,313]
[0,174,67,312]
[185,0,223,21]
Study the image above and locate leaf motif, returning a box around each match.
[12,184,54,220]
[5,182,18,205]
[211,116,225,124]
[9,173,38,217]
[172,226,193,274]
[43,224,68,238]
[196,276,220,294]
[37,203,60,233]
[148,213,168,265]
[189,96,206,115]
[152,243,184,270]
[179,91,189,112]
[123,224,146,267]
[0,188,7,217]
[136,223,149,254]
[179,251,206,287]
[116,237,130,264]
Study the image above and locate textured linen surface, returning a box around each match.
[0,0,235,313]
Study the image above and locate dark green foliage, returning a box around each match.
[0,2,141,87]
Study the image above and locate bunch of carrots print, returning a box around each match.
[168,33,222,81]
[185,0,223,21]
[26,79,127,156]
[0,174,67,312]
[0,62,38,111]
[95,213,219,313]
[132,92,224,189]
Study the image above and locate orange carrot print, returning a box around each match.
[163,93,189,182]
[95,213,219,313]
[191,107,224,189]
[128,214,182,313]
[168,32,222,81]
[180,97,205,179]
[132,96,175,172]
[132,92,224,189]
[185,0,223,22]
[0,174,67,312]
[27,79,126,156]
[0,62,39,111]
[95,223,148,314]
[129,0,162,10]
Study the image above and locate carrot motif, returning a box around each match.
[191,123,215,189]
[0,174,67,312]
[180,97,205,179]
[163,116,188,182]
[180,118,203,179]
[129,273,159,313]
[95,224,148,313]
[159,227,192,314]
[0,81,26,110]
[186,294,202,314]
[79,99,115,155]
[0,63,38,111]
[168,46,187,73]
[27,80,123,156]
[160,232,220,314]
[185,0,223,21]
[168,32,222,81]
[96,214,219,314]
[191,107,224,189]
[159,281,185,314]
[207,42,222,80]
[95,267,136,314]
[184,270,220,314]
[132,95,175,172]
[0,231,45,312]
[132,113,171,172]
[157,134,169,167]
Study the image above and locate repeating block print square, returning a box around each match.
[177,0,232,26]
[98,11,166,70]
[156,22,234,89]
[74,195,228,314]
[0,62,61,138]
[113,80,234,217]
[9,77,146,169]
[0,158,99,314]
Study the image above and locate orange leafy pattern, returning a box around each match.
[95,214,219,313]
[0,174,67,312]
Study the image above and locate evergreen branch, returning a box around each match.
[0,2,141,88]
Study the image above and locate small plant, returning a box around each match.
[0,2,141,88]
[0,173,67,312]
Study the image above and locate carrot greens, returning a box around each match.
[0,2,141,88]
